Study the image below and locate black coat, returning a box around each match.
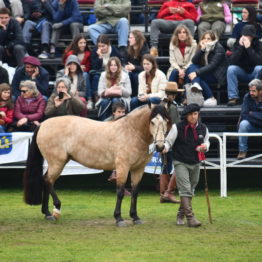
[230,38,262,73]
[0,67,9,85]
[192,42,228,85]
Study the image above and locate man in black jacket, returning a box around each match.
[163,103,210,227]
[0,7,25,66]
[227,25,262,106]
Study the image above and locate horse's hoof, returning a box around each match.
[52,208,61,220]
[116,220,127,227]
[133,219,143,225]
[45,215,56,221]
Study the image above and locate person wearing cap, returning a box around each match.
[162,103,210,227]
[227,24,262,106]
[11,55,49,99]
[159,82,183,204]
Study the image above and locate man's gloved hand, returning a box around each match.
[52,23,63,30]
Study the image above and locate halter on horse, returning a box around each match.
[23,104,170,226]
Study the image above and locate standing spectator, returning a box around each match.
[227,25,262,106]
[124,30,149,97]
[49,0,83,58]
[13,80,46,131]
[0,0,24,23]
[187,30,228,106]
[11,56,49,99]
[63,34,92,108]
[45,77,85,118]
[22,0,53,59]
[0,83,14,132]
[237,79,262,160]
[97,56,131,121]
[197,0,232,40]
[163,103,210,227]
[227,6,262,50]
[0,7,25,66]
[90,35,122,104]
[88,0,130,58]
[149,0,197,57]
[167,24,197,85]
[130,54,167,110]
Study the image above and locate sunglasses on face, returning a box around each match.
[20,90,28,93]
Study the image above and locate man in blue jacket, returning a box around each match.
[49,0,83,58]
[237,79,262,159]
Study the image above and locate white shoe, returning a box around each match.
[203,98,217,106]
[191,82,202,92]
[38,51,49,59]
[87,100,93,110]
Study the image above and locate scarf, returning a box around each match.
[184,122,198,141]
[101,46,112,68]
[178,41,187,57]
[203,40,217,65]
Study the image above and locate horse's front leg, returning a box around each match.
[130,168,145,225]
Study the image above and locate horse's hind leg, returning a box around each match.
[130,168,144,225]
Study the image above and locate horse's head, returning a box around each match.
[149,105,170,152]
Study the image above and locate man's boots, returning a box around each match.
[176,203,185,225]
[161,173,180,204]
[181,196,201,227]
[159,174,170,203]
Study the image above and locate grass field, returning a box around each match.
[0,187,262,262]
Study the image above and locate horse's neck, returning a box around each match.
[128,107,152,145]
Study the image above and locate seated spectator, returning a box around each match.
[0,83,14,132]
[197,0,232,40]
[124,30,149,97]
[12,80,46,131]
[88,0,130,58]
[22,0,53,59]
[130,54,166,110]
[167,25,197,85]
[237,79,262,160]
[97,56,131,121]
[227,25,262,106]
[45,77,85,118]
[149,0,197,57]
[228,6,262,50]
[90,35,122,104]
[0,7,26,66]
[0,65,9,84]
[49,0,83,58]
[0,0,23,23]
[11,56,49,99]
[187,30,228,106]
[63,34,92,108]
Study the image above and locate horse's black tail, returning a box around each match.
[23,126,44,205]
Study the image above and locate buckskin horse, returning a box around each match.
[23,104,170,226]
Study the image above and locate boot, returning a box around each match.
[150,47,158,57]
[159,174,170,203]
[161,173,180,203]
[176,202,185,225]
[181,196,201,227]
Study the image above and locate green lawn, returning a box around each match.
[0,189,262,262]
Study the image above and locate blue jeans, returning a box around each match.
[128,71,139,97]
[83,72,91,99]
[88,18,129,46]
[23,20,51,44]
[227,65,262,99]
[238,120,262,152]
[130,96,161,111]
[186,64,216,99]
[98,97,122,121]
[90,73,100,97]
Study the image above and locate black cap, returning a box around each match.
[182,103,200,116]
[242,24,257,38]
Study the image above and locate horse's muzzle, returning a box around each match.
[155,144,165,152]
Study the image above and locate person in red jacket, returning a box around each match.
[13,80,46,131]
[150,0,197,57]
[0,83,14,133]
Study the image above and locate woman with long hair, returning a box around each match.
[63,34,92,108]
[227,6,262,49]
[130,54,167,110]
[97,57,131,121]
[124,30,149,96]
[187,30,228,106]
[167,25,197,85]
[0,84,14,133]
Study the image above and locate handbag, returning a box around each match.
[104,88,122,98]
[184,83,204,106]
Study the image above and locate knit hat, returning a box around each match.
[242,25,257,38]
[165,82,184,93]
[182,103,200,116]
[23,56,41,66]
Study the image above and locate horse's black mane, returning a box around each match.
[150,104,171,122]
